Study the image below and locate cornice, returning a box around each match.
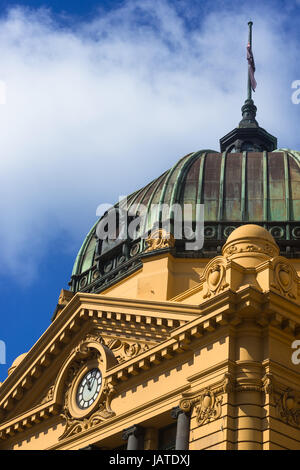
[55,292,204,319]
[186,359,235,384]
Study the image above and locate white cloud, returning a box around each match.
[0,1,299,282]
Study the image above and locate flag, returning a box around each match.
[247,42,257,91]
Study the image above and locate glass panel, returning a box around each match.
[81,236,96,273]
[203,154,221,221]
[247,153,263,221]
[289,155,300,221]
[223,153,242,221]
[268,153,286,221]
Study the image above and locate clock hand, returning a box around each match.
[88,373,96,391]
[90,377,96,390]
[86,371,97,392]
[87,378,92,391]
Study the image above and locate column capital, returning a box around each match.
[122,424,144,441]
[171,405,189,420]
[171,406,191,450]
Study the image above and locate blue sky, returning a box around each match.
[0,0,300,382]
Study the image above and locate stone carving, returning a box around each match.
[203,261,229,299]
[262,373,274,395]
[105,339,149,363]
[145,229,175,252]
[41,386,54,404]
[262,244,276,256]
[223,243,276,258]
[73,333,105,362]
[224,245,238,256]
[59,382,116,441]
[275,389,300,427]
[223,372,235,394]
[58,334,116,441]
[65,359,86,389]
[195,390,223,426]
[57,289,74,306]
[179,388,223,426]
[271,262,296,299]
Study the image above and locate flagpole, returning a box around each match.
[239,21,257,128]
[247,21,253,101]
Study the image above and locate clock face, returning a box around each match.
[76,368,102,410]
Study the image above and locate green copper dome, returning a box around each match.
[69,148,300,295]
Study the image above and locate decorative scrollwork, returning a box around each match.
[179,380,226,427]
[59,382,116,441]
[224,244,238,256]
[74,334,105,358]
[58,332,118,441]
[104,338,148,363]
[262,373,274,395]
[271,261,296,299]
[195,390,223,426]
[145,229,175,252]
[275,389,300,427]
[203,261,229,299]
[223,242,276,258]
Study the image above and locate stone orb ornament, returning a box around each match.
[222,224,279,267]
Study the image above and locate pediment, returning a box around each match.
[0,292,199,443]
[0,328,159,434]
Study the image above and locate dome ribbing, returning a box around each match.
[69,148,300,295]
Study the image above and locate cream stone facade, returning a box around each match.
[1,224,300,450]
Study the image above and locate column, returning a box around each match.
[171,406,190,450]
[122,425,144,450]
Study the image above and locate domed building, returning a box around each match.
[1,60,300,451]
[67,97,300,305]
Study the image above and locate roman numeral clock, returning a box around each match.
[59,334,119,440]
[76,368,102,410]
